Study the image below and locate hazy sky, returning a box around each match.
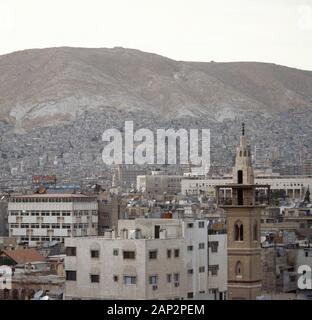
[1,0,312,70]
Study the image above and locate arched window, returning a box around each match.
[234,223,240,241]
[237,170,243,184]
[240,224,244,241]
[253,222,258,241]
[235,261,242,277]
[234,221,244,241]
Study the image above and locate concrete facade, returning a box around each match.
[64,218,227,300]
[182,176,312,200]
[8,194,98,246]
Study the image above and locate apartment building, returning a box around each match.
[136,172,183,198]
[64,218,227,300]
[8,193,98,246]
[183,219,227,300]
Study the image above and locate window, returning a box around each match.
[66,247,76,256]
[209,241,219,253]
[174,249,180,258]
[91,250,99,258]
[237,170,243,184]
[187,269,193,275]
[90,274,100,283]
[113,275,119,282]
[149,250,157,260]
[234,221,244,241]
[66,271,77,281]
[187,246,193,251]
[199,266,205,273]
[187,223,194,228]
[123,276,136,284]
[305,251,309,257]
[199,290,205,294]
[167,249,172,258]
[253,222,258,241]
[187,292,194,299]
[236,261,242,277]
[174,273,180,282]
[149,275,158,285]
[199,243,205,249]
[167,274,172,283]
[198,221,205,228]
[123,251,135,259]
[113,249,119,256]
[209,265,219,276]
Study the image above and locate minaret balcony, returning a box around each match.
[215,184,270,207]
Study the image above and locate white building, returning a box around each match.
[137,172,183,197]
[8,194,98,246]
[181,175,312,200]
[64,218,227,300]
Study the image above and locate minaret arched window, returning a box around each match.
[239,224,243,241]
[235,261,242,277]
[237,170,243,184]
[253,222,258,241]
[234,221,244,241]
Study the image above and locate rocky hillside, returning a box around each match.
[0,47,312,128]
[0,47,311,189]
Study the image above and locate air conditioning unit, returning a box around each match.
[174,282,180,287]
[152,285,158,291]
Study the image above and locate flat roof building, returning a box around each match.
[8,193,98,246]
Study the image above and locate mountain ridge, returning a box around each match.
[0,47,311,129]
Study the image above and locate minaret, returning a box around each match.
[233,123,254,185]
[215,123,270,300]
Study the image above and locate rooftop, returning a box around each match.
[1,248,45,264]
[10,193,93,198]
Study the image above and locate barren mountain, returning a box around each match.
[0,47,312,129]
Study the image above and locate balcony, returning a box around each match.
[216,184,270,208]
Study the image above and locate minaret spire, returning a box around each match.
[234,123,254,184]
